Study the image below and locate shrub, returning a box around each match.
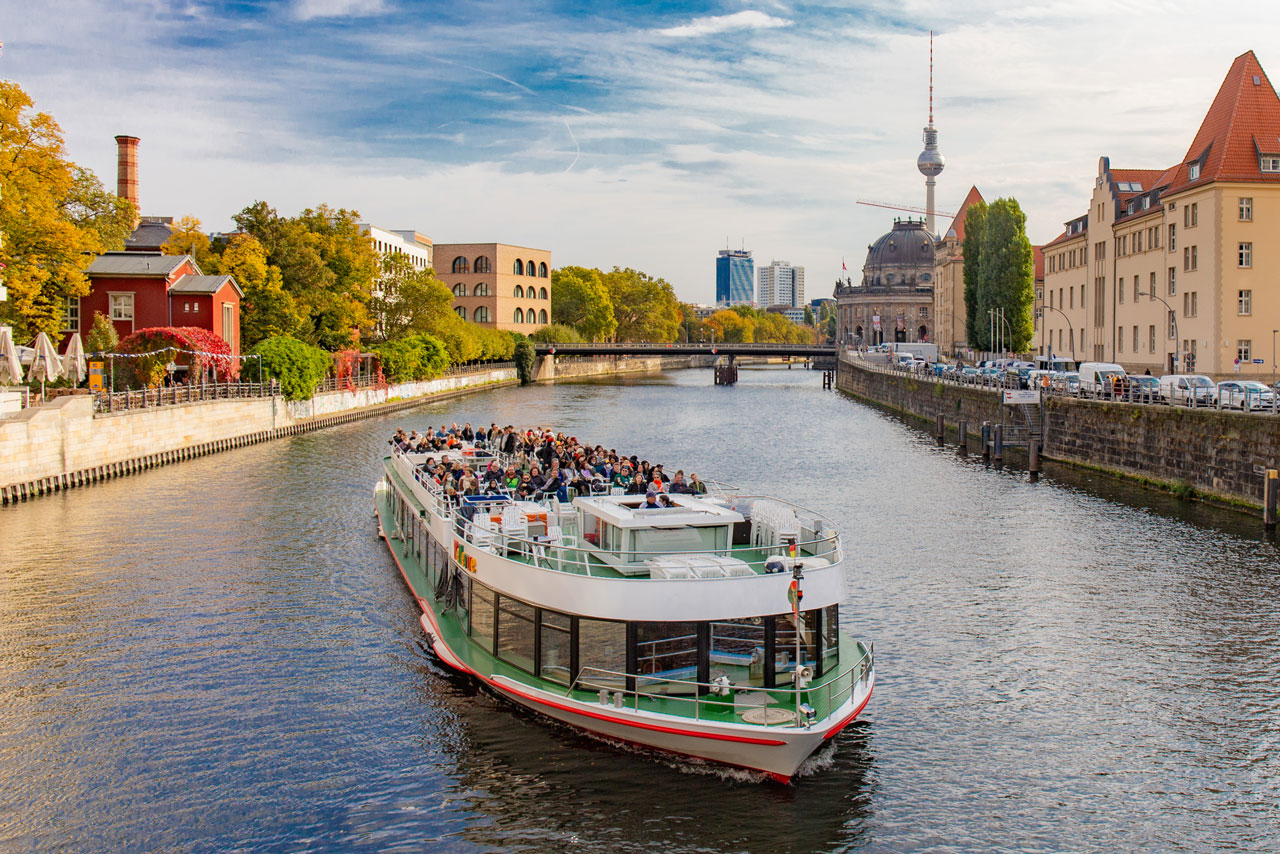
[249,335,330,400]
[117,326,236,387]
[373,333,451,383]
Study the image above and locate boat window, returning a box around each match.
[470,581,497,653]
[711,617,767,687]
[496,596,536,674]
[636,622,699,682]
[632,526,713,560]
[577,618,626,683]
[539,610,572,685]
[773,610,819,685]
[820,604,839,673]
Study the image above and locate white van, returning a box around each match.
[1077,362,1127,396]
[1158,374,1215,406]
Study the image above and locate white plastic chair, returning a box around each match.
[500,507,529,557]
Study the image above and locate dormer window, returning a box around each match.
[1261,155,1280,173]
[1188,161,1201,180]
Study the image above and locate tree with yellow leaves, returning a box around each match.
[160,215,220,272]
[0,81,135,337]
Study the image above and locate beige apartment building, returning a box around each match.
[1039,50,1280,378]
[436,243,552,333]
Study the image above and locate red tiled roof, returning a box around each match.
[1041,226,1085,250]
[1109,168,1169,198]
[1167,50,1280,193]
[946,186,985,241]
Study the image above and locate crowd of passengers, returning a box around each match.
[391,424,709,504]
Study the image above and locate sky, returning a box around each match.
[3,1,1277,303]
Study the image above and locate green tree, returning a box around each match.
[705,309,755,343]
[84,310,118,354]
[368,253,454,343]
[160,215,220,271]
[514,338,536,385]
[250,335,331,400]
[803,305,815,327]
[221,234,305,346]
[550,266,616,341]
[232,201,376,350]
[604,267,681,342]
[977,198,1035,353]
[961,199,989,349]
[0,81,135,337]
[529,323,584,343]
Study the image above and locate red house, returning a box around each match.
[69,252,243,357]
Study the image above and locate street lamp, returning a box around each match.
[1042,303,1077,363]
[1272,329,1277,385]
[1137,291,1178,373]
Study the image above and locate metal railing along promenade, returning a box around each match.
[843,350,1280,416]
[92,361,516,416]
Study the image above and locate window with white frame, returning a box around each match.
[1168,266,1176,296]
[1261,155,1280,172]
[1168,310,1176,339]
[1133,326,1139,353]
[1188,162,1201,181]
[62,297,79,332]
[1239,242,1252,268]
[1168,223,1176,251]
[109,293,134,321]
[1238,340,1252,363]
[1239,289,1252,315]
[1149,325,1156,352]
[1240,197,1253,220]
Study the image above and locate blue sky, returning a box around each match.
[4,1,1276,302]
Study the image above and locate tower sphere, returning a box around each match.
[917,147,945,177]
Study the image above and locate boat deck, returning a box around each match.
[379,482,867,725]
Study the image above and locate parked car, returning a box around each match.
[1214,380,1277,410]
[1050,371,1080,394]
[1126,375,1160,401]
[1078,362,1127,397]
[1159,374,1215,406]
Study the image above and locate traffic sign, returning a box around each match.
[1252,358,1265,364]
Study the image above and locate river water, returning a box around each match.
[3,366,1279,853]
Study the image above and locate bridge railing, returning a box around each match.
[532,342,834,352]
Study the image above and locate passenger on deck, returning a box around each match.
[626,473,648,495]
[669,471,691,494]
[688,473,707,494]
[643,490,661,508]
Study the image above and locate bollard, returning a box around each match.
[1028,440,1040,482]
[936,412,945,446]
[993,424,1004,468]
[981,422,991,461]
[1265,468,1278,536]
[957,419,968,456]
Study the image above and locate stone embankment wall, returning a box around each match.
[533,354,716,382]
[836,355,1278,507]
[0,368,516,505]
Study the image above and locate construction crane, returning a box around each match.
[856,199,956,220]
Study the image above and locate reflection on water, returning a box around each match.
[2,366,1280,852]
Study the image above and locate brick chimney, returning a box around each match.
[114,135,140,214]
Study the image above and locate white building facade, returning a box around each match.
[360,224,434,271]
[758,261,805,309]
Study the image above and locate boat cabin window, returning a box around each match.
[712,617,768,687]
[539,610,573,685]
[470,582,497,651]
[496,596,536,674]
[773,612,819,685]
[578,617,627,682]
[636,621,699,679]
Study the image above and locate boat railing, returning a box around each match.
[567,642,873,725]
[457,517,842,578]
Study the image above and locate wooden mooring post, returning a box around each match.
[993,424,1004,468]
[1028,440,1040,482]
[1265,468,1278,535]
[957,419,968,456]
[936,413,945,446]
[981,422,991,461]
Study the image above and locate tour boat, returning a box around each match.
[373,441,874,783]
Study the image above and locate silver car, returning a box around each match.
[1214,380,1277,411]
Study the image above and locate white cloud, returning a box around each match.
[656,10,792,39]
[293,0,387,22]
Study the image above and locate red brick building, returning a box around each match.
[67,252,243,356]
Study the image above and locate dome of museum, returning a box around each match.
[862,218,935,287]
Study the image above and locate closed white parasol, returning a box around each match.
[63,332,87,384]
[29,331,63,398]
[0,326,22,384]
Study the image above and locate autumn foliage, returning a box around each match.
[117,327,236,387]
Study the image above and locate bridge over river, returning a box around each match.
[531,342,838,384]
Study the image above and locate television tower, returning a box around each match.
[916,30,945,235]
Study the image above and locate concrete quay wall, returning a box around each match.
[836,355,1278,507]
[0,368,517,506]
